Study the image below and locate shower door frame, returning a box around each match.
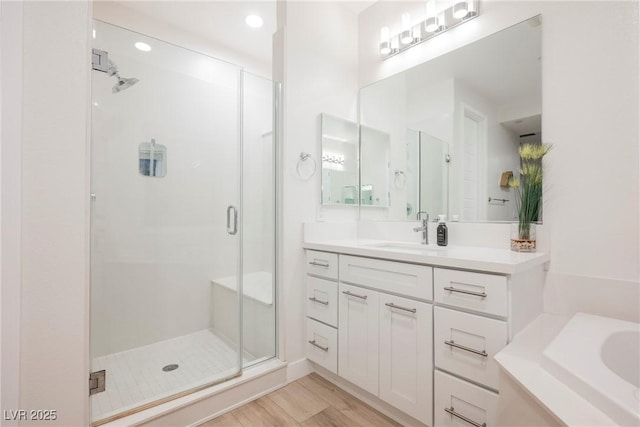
[89,21,254,425]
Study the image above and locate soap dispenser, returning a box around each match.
[437,215,448,247]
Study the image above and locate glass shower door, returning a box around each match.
[90,21,243,423]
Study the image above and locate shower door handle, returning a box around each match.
[227,205,238,235]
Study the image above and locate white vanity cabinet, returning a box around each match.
[303,243,547,427]
[432,266,545,427]
[337,255,433,425]
[305,250,339,374]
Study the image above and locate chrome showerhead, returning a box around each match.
[112,76,139,93]
[107,60,139,94]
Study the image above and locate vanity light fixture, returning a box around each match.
[379,0,479,60]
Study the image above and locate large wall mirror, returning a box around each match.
[359,16,542,222]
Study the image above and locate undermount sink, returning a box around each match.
[365,242,447,251]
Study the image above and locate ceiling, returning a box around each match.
[116,1,277,64]
[115,1,378,66]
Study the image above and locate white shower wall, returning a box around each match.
[90,28,242,357]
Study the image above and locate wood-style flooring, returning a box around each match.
[199,373,402,427]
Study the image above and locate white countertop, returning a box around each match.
[303,239,549,274]
[495,314,617,426]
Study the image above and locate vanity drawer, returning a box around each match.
[434,306,507,390]
[434,268,507,317]
[306,276,338,327]
[306,250,338,280]
[434,370,498,427]
[339,255,433,301]
[306,318,337,374]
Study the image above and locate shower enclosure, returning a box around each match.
[90,21,277,424]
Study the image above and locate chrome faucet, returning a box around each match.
[414,211,429,245]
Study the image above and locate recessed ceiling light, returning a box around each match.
[245,14,263,28]
[135,42,152,52]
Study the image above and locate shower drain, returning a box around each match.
[162,364,179,372]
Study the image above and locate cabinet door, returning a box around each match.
[379,294,433,425]
[338,283,379,395]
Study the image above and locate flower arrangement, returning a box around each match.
[508,143,551,251]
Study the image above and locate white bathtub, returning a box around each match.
[542,313,640,426]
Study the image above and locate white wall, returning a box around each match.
[0,1,23,424]
[275,1,359,371]
[20,2,91,425]
[359,1,639,321]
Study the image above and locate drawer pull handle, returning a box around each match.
[445,407,486,427]
[342,291,367,300]
[308,297,329,306]
[444,340,488,357]
[309,260,330,268]
[385,302,417,313]
[444,286,487,298]
[308,340,329,352]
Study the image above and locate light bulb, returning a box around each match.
[453,1,470,19]
[425,0,438,33]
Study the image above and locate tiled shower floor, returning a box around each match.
[91,329,245,422]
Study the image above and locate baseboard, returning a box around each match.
[286,357,312,382]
